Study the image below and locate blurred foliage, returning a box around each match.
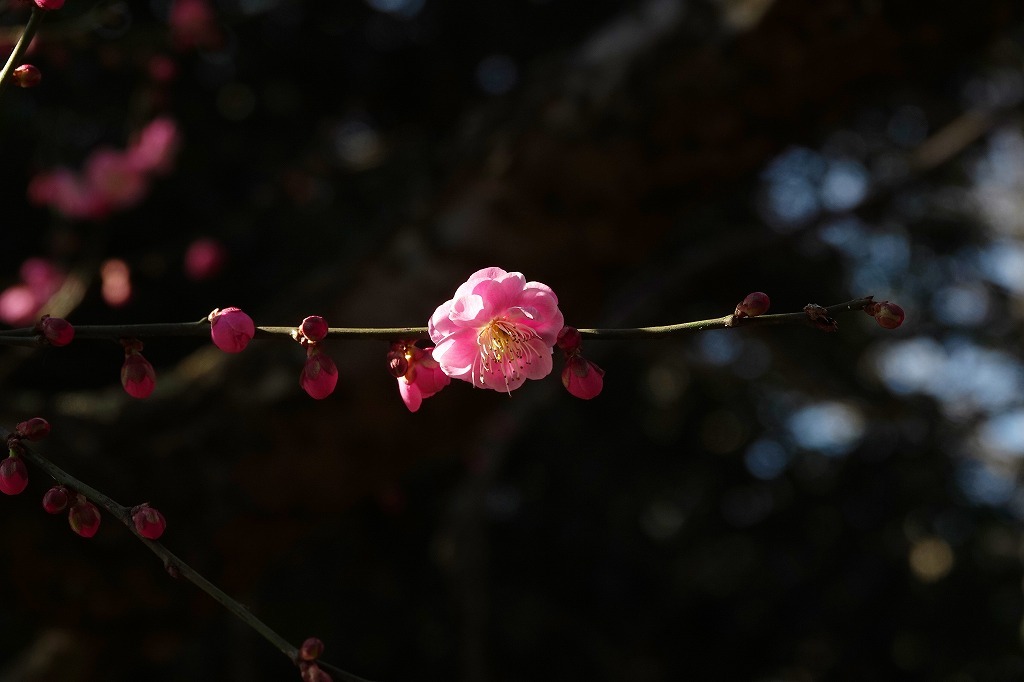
[2,0,1024,680]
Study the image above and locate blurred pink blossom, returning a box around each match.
[28,119,181,221]
[0,258,66,326]
[128,117,181,174]
[429,267,563,392]
[169,0,221,51]
[184,237,227,280]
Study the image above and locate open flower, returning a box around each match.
[429,267,564,392]
[388,341,450,412]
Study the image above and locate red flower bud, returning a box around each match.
[132,504,167,540]
[68,498,101,538]
[299,316,329,343]
[34,0,65,10]
[300,347,338,399]
[121,347,157,399]
[0,456,28,495]
[873,301,905,329]
[15,417,50,441]
[42,486,70,514]
[735,292,770,318]
[561,355,605,400]
[299,637,324,661]
[556,326,583,353]
[208,307,255,353]
[13,64,42,88]
[39,315,74,346]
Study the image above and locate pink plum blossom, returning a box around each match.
[208,307,255,353]
[300,347,338,399]
[388,341,450,412]
[429,267,564,392]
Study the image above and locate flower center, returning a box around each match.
[477,318,539,389]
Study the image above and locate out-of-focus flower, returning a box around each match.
[28,119,181,221]
[208,307,255,353]
[388,341,450,412]
[101,259,132,307]
[169,0,221,51]
[184,237,227,280]
[429,267,563,392]
[127,117,181,175]
[0,258,66,326]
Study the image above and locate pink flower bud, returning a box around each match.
[42,486,69,514]
[735,292,770,318]
[873,301,905,329]
[39,315,74,346]
[13,64,41,88]
[132,504,167,540]
[299,637,324,661]
[34,0,65,10]
[15,417,50,441]
[390,342,449,412]
[208,307,255,353]
[0,456,28,495]
[121,347,156,399]
[299,316,329,343]
[556,326,583,353]
[68,498,101,538]
[300,347,338,399]
[561,355,605,400]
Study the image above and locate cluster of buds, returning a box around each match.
[386,340,449,412]
[0,418,50,495]
[45,487,102,538]
[293,316,338,399]
[555,326,604,400]
[863,300,905,329]
[297,637,333,682]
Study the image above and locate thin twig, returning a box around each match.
[1,427,378,682]
[0,297,877,346]
[0,6,44,97]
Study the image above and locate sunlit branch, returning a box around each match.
[0,297,877,346]
[1,427,377,682]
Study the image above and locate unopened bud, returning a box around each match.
[39,315,74,346]
[873,301,905,329]
[299,316,329,343]
[132,504,167,540]
[299,637,324,661]
[0,456,28,495]
[13,64,42,88]
[42,486,70,514]
[556,326,583,353]
[15,417,50,441]
[735,292,770,318]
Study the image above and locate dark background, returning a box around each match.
[2,0,1024,680]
